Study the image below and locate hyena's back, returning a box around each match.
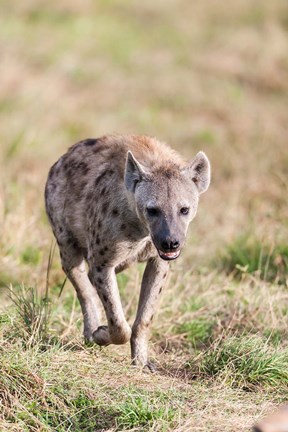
[45,134,184,251]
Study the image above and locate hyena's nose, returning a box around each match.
[161,239,180,252]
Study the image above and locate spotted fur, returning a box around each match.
[45,134,210,370]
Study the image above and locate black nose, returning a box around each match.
[161,239,180,251]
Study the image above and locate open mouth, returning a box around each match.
[158,249,181,261]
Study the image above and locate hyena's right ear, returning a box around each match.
[125,151,148,193]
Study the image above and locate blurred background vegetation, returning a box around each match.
[0,0,288,430]
[0,0,287,287]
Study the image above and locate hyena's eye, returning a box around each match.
[180,207,189,215]
[147,207,160,217]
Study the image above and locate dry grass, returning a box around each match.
[0,0,288,430]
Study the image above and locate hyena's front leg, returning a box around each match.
[131,257,169,371]
[89,265,131,346]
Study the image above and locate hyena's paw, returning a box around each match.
[131,358,157,373]
[110,322,131,345]
[143,361,157,373]
[131,348,157,373]
[131,337,156,372]
[84,329,97,344]
[92,325,111,346]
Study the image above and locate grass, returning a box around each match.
[117,389,176,430]
[8,285,50,347]
[0,325,181,431]
[196,335,288,390]
[219,235,288,284]
[174,318,214,348]
[0,0,288,430]
[0,346,116,431]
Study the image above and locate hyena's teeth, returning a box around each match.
[158,250,180,260]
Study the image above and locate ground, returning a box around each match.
[0,0,288,430]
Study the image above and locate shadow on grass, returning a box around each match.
[157,363,198,383]
[55,405,119,432]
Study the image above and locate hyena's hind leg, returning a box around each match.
[56,233,103,342]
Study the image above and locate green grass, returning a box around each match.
[117,389,176,430]
[0,350,117,431]
[0,330,180,431]
[196,336,288,390]
[263,329,285,347]
[175,318,214,348]
[219,235,288,284]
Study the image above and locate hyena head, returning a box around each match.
[125,150,210,260]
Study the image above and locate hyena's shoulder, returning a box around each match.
[46,137,119,188]
[46,134,186,203]
[48,134,184,181]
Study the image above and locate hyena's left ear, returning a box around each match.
[182,151,211,194]
[125,151,149,193]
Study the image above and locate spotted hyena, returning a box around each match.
[45,135,210,370]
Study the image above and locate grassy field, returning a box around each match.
[0,0,288,430]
